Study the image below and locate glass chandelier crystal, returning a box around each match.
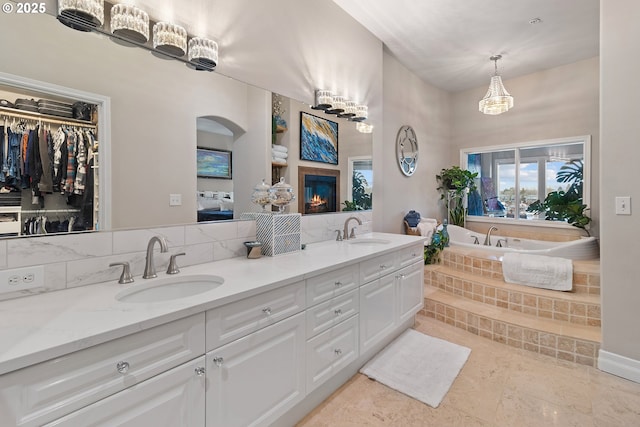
[58,0,104,30]
[110,4,149,43]
[188,37,219,70]
[356,122,373,133]
[153,22,188,57]
[352,105,368,122]
[313,90,334,110]
[479,55,514,115]
[326,95,346,114]
[339,100,357,118]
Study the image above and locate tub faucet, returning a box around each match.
[143,236,169,279]
[343,216,362,240]
[483,226,498,246]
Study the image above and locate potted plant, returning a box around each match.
[527,160,591,233]
[436,166,478,226]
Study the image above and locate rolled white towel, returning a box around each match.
[502,253,573,291]
[272,157,287,165]
[272,144,288,153]
[272,150,288,159]
[417,221,437,240]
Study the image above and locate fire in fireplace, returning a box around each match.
[298,167,340,215]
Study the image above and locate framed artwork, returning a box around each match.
[300,111,339,165]
[196,147,232,179]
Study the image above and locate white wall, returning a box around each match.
[451,57,600,237]
[380,49,452,232]
[599,0,640,374]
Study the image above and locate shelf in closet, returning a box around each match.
[0,106,96,127]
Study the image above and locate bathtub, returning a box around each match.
[444,224,599,260]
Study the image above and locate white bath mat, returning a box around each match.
[359,329,471,408]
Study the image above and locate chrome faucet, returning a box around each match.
[483,226,498,246]
[343,216,362,240]
[143,236,169,279]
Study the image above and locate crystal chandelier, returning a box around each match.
[188,37,219,70]
[313,90,334,110]
[352,105,368,122]
[153,22,188,57]
[479,55,514,115]
[338,100,357,118]
[58,0,104,31]
[326,95,346,114]
[110,4,149,43]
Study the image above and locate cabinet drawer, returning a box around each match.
[397,243,424,269]
[360,253,398,283]
[306,315,359,393]
[0,313,205,427]
[44,356,206,427]
[306,263,359,307]
[306,289,359,338]
[206,282,305,350]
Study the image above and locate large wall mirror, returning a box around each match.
[0,10,373,240]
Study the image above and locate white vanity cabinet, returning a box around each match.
[44,356,207,427]
[359,244,424,354]
[205,312,306,427]
[0,314,205,427]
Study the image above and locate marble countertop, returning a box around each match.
[0,232,425,375]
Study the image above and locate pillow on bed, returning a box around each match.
[219,199,234,211]
[198,198,222,211]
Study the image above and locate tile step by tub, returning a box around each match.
[439,246,601,296]
[423,285,601,367]
[425,264,601,327]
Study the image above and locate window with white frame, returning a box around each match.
[462,136,590,224]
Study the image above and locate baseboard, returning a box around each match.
[598,349,640,383]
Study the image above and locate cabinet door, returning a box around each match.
[206,313,305,427]
[359,274,397,354]
[45,356,206,427]
[397,261,424,324]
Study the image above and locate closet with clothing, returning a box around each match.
[0,102,98,237]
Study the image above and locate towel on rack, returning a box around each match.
[417,218,438,242]
[272,144,288,153]
[502,252,573,291]
[272,150,288,159]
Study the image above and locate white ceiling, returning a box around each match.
[333,0,600,92]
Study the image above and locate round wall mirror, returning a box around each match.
[396,125,419,176]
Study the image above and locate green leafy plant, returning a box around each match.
[527,160,591,232]
[424,229,447,265]
[342,171,372,211]
[436,166,478,226]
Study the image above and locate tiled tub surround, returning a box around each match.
[423,246,601,367]
[0,211,373,302]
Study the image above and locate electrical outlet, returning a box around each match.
[169,193,182,206]
[0,266,45,294]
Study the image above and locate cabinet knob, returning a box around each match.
[262,307,272,316]
[116,361,130,374]
[380,264,389,270]
[334,308,342,316]
[195,367,206,376]
[399,273,406,279]
[213,357,224,367]
[334,348,342,356]
[334,281,343,287]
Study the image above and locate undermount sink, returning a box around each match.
[115,274,224,303]
[348,238,391,245]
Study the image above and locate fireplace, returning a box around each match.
[298,166,340,215]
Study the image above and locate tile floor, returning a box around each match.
[297,314,640,426]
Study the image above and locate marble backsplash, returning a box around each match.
[0,211,373,301]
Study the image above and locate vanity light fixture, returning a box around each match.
[351,104,368,122]
[479,54,514,115]
[326,95,346,114]
[338,100,358,118]
[153,22,188,57]
[188,37,219,71]
[110,4,149,43]
[356,122,373,133]
[312,90,334,110]
[57,0,104,31]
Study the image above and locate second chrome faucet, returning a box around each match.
[143,236,169,279]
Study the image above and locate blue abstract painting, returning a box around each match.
[197,147,232,179]
[300,112,338,165]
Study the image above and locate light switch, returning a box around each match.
[169,194,182,206]
[615,196,631,215]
